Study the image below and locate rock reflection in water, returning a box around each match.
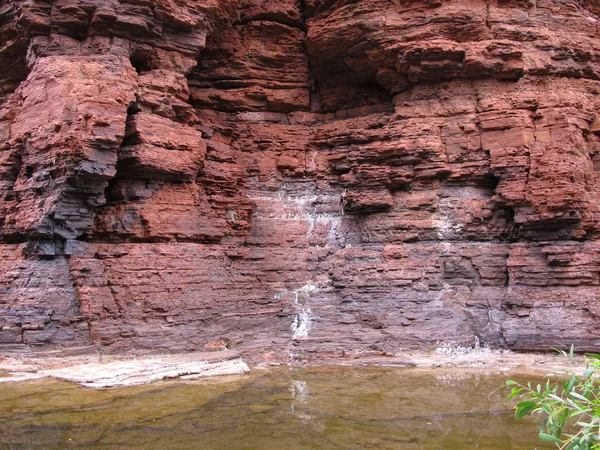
[0,367,552,449]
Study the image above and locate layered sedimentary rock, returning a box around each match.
[1,0,600,360]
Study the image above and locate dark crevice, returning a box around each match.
[390,184,411,193]
[85,104,141,240]
[299,0,322,113]
[129,50,153,74]
[120,133,140,148]
[0,3,31,99]
[0,233,28,244]
[317,78,394,113]
[499,206,521,242]
[120,108,140,147]
[481,173,500,190]
[127,102,141,116]
[0,141,25,242]
[24,165,34,178]
[100,104,140,206]
[102,177,120,206]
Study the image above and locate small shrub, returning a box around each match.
[504,346,600,450]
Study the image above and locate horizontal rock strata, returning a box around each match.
[1,0,600,361]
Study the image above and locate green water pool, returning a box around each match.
[0,366,552,449]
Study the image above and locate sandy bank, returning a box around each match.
[0,346,584,388]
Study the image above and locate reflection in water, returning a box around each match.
[0,367,552,449]
[290,379,311,419]
[291,380,310,403]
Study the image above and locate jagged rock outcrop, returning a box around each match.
[1,0,600,361]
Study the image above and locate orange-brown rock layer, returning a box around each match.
[1,0,600,361]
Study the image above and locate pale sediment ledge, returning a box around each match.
[0,350,249,388]
[0,347,582,388]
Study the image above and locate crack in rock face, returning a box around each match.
[1,0,600,360]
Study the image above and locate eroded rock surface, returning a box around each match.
[1,0,600,361]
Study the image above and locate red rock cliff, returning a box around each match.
[1,0,600,360]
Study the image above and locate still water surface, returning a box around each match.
[0,366,553,449]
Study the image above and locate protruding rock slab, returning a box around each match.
[0,351,249,388]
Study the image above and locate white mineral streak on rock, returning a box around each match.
[436,197,463,240]
[252,186,342,341]
[291,282,319,339]
[291,309,313,339]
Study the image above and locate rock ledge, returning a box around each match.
[0,350,249,388]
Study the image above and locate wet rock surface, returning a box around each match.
[1,0,600,361]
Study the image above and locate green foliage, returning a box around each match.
[504,346,600,450]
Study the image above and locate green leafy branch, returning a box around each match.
[504,346,600,450]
